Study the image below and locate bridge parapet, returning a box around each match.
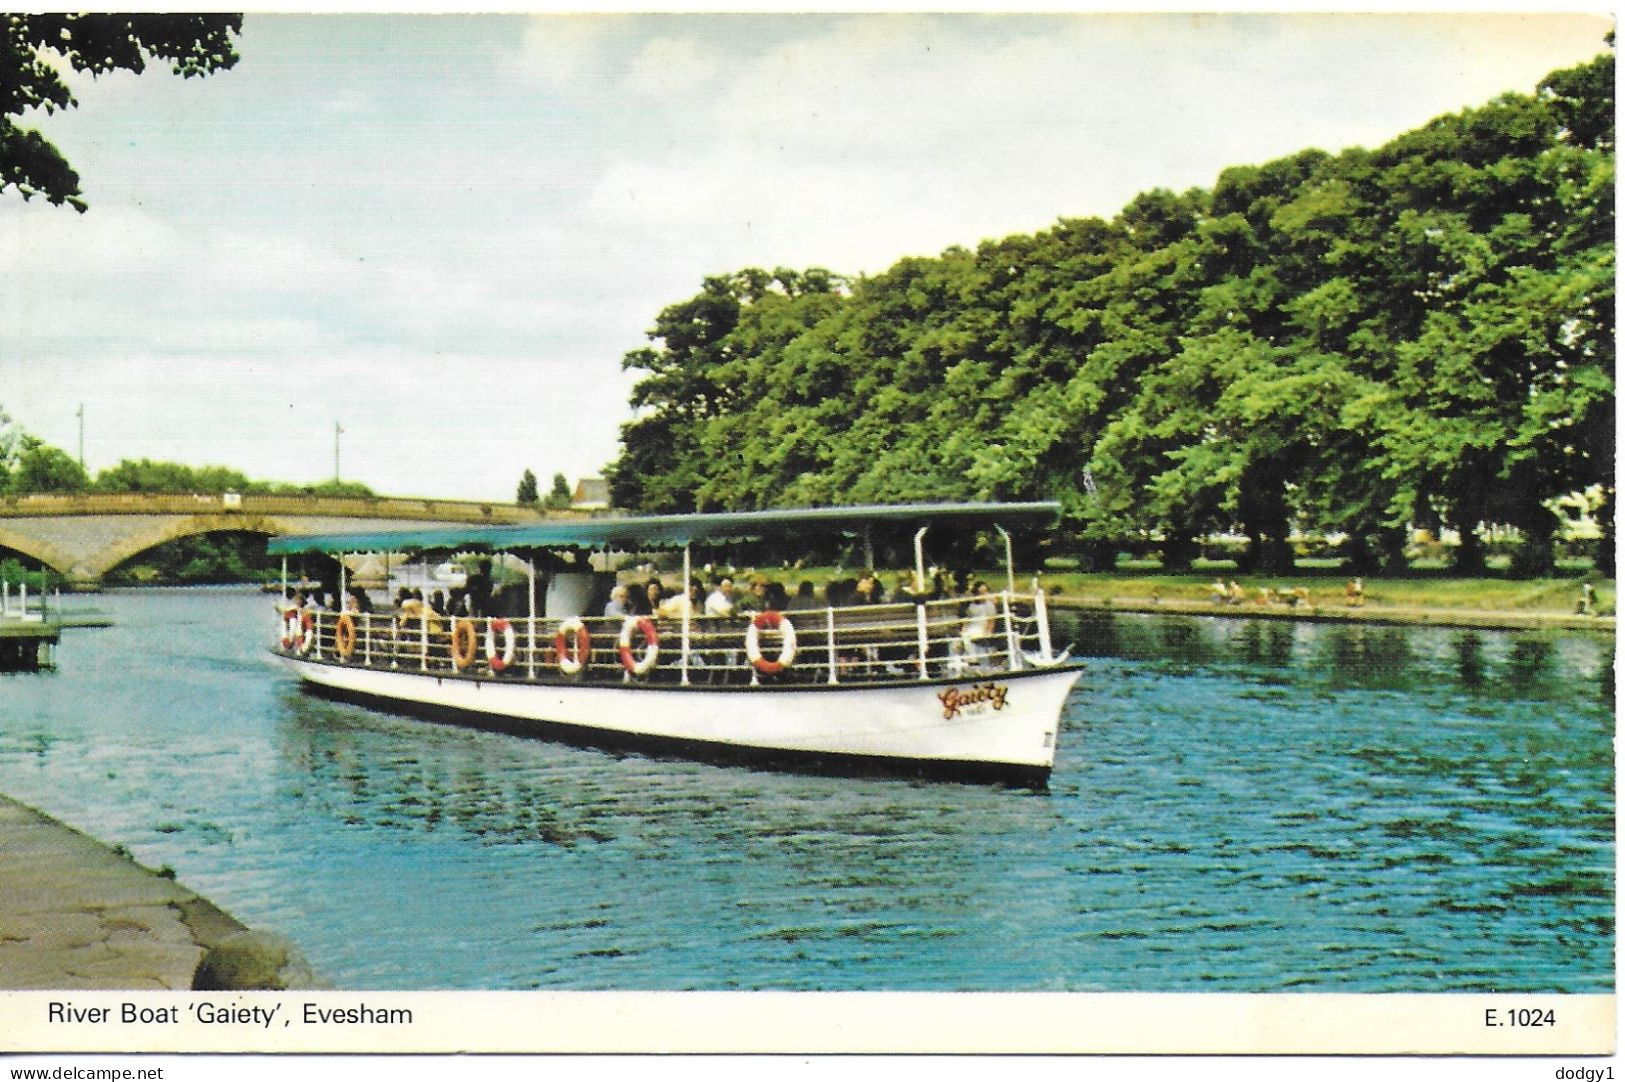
[0,493,556,525]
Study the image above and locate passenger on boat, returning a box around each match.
[643,579,666,616]
[824,578,854,607]
[786,581,820,612]
[397,589,424,626]
[465,559,493,617]
[704,578,735,617]
[603,584,630,618]
[949,580,999,669]
[892,572,932,604]
[659,578,703,620]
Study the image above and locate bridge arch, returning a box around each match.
[0,526,77,580]
[90,513,287,582]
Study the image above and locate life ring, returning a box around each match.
[554,618,591,676]
[334,614,357,660]
[280,608,300,649]
[618,616,659,675]
[298,611,317,656]
[484,617,517,672]
[450,618,479,670]
[745,610,797,674]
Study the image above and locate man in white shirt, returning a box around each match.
[704,578,735,617]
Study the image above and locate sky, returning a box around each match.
[0,11,1612,503]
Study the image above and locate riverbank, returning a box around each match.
[0,795,319,990]
[1033,570,1614,633]
[1047,594,1615,633]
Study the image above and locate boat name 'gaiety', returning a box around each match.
[937,682,1009,720]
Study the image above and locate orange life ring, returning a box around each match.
[745,610,797,674]
[334,614,357,660]
[485,618,517,672]
[450,618,479,670]
[618,616,659,675]
[554,618,591,676]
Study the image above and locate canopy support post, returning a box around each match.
[680,544,692,686]
[994,525,1017,598]
[913,526,929,594]
[526,554,537,680]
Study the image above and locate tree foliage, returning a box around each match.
[2,13,241,210]
[609,52,1615,576]
[516,468,539,506]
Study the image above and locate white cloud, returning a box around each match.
[623,35,718,95]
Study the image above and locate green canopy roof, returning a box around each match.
[266,502,1061,556]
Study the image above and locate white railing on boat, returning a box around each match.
[275,594,1055,687]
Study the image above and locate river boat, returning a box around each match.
[266,503,1083,786]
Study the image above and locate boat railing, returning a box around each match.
[278,593,1053,686]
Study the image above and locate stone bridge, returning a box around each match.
[0,493,550,590]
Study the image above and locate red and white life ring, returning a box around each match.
[745,610,797,674]
[298,611,318,656]
[618,616,660,675]
[484,618,517,672]
[280,608,300,650]
[554,618,591,676]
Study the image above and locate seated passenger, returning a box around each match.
[786,580,821,612]
[659,578,703,620]
[704,578,736,617]
[603,584,630,618]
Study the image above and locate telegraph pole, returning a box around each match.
[334,422,343,482]
[76,404,84,468]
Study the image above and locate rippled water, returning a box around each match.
[0,589,1612,991]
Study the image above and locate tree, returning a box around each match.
[516,469,539,506]
[2,14,241,211]
[10,436,89,493]
[547,472,572,510]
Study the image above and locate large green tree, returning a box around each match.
[2,13,240,210]
[609,50,1614,578]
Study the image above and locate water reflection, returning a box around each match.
[1054,611,1605,706]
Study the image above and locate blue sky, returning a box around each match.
[0,12,1611,502]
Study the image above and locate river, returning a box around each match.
[0,588,1612,992]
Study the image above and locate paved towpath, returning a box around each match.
[0,795,247,990]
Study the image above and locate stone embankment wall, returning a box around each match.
[0,796,321,990]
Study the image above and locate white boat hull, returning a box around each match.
[277,654,1082,786]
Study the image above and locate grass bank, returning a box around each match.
[1034,571,1614,616]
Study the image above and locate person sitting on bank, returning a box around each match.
[1226,580,1245,605]
[1345,578,1364,607]
[1210,579,1227,603]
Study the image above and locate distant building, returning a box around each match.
[571,477,610,511]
